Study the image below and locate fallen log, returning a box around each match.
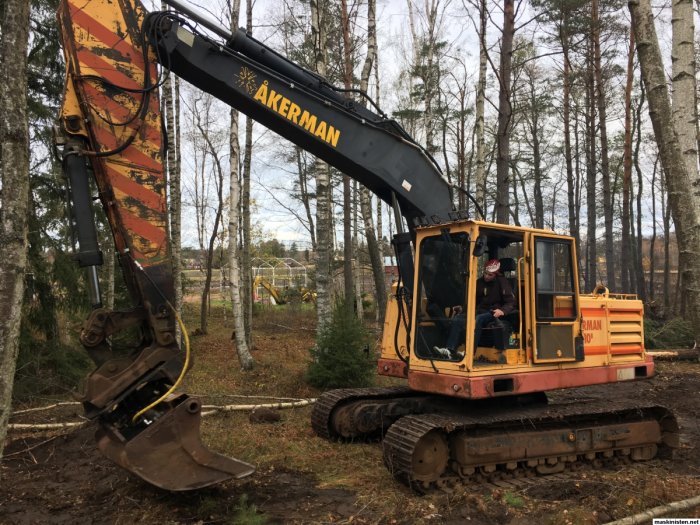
[648,349,700,361]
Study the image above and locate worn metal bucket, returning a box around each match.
[96,395,255,491]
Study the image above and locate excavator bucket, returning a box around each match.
[96,396,255,491]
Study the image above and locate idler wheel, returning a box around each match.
[411,430,449,482]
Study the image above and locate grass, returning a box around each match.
[231,494,267,525]
[504,491,526,508]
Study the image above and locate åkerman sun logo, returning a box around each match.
[238,67,256,95]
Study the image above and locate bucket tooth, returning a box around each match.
[96,396,254,491]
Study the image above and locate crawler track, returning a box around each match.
[311,386,414,440]
[312,388,679,491]
[382,403,679,490]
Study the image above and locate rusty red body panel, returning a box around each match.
[377,358,408,378]
[403,357,654,399]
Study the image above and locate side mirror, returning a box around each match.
[473,235,486,257]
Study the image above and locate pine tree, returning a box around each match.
[307,300,375,388]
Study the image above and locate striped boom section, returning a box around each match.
[62,0,167,267]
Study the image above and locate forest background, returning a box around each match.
[1,0,700,458]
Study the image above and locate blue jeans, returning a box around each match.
[473,311,499,350]
[445,312,466,350]
[445,311,504,351]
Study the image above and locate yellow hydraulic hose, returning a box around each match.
[131,305,191,423]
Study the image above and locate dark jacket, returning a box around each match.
[475,274,515,315]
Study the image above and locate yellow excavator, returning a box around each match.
[252,275,315,305]
[252,275,286,305]
[55,0,678,491]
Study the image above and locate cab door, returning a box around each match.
[529,235,582,363]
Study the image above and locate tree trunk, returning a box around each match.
[649,156,659,301]
[357,0,386,324]
[423,0,439,153]
[474,0,488,216]
[241,0,254,346]
[671,0,699,188]
[295,148,316,250]
[621,27,635,292]
[340,0,354,311]
[0,0,31,459]
[510,164,520,226]
[375,54,384,281]
[585,34,597,290]
[635,131,646,301]
[194,99,226,335]
[312,0,333,326]
[573,95,583,270]
[633,80,648,301]
[663,179,672,314]
[360,188,386,323]
[352,182,363,320]
[629,0,700,339]
[528,72,544,229]
[455,78,468,210]
[229,0,253,370]
[592,0,616,290]
[495,0,514,224]
[160,4,182,328]
[561,25,581,269]
[242,116,253,343]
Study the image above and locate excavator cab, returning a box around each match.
[412,222,531,366]
[379,220,609,398]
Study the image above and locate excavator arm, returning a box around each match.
[56,0,457,490]
[56,0,254,490]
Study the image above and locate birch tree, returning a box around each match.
[228,0,253,370]
[629,0,700,341]
[312,0,333,326]
[671,0,698,185]
[241,0,254,346]
[0,0,31,459]
[340,0,354,311]
[161,1,182,323]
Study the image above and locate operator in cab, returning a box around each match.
[434,259,514,362]
[473,259,515,360]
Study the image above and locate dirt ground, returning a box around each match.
[2,312,699,524]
